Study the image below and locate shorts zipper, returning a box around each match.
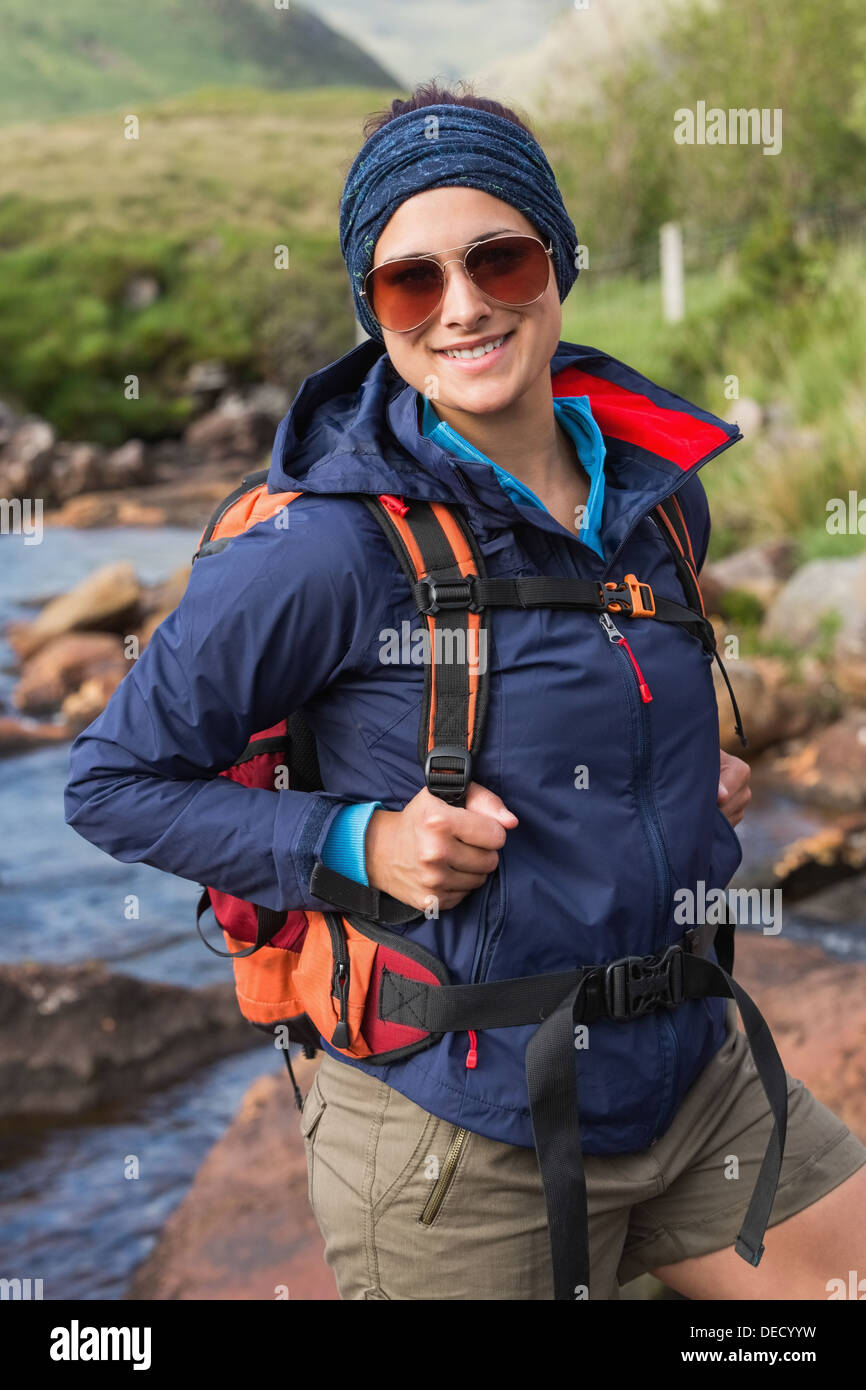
[419,1125,470,1225]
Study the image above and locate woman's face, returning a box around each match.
[370,186,563,419]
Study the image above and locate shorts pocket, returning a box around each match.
[300,1073,327,1206]
[417,1125,471,1226]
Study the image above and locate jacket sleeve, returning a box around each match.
[64,501,386,913]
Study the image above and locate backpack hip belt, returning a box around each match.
[193,478,783,1302]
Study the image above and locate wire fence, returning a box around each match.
[581,198,866,282]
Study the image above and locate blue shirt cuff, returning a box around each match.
[319,801,384,886]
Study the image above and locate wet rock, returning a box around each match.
[768,712,866,810]
[703,539,798,613]
[46,464,241,530]
[13,632,126,715]
[126,1055,337,1301]
[139,563,192,620]
[761,554,866,655]
[48,442,106,504]
[0,961,264,1120]
[764,812,866,900]
[0,714,71,757]
[184,396,275,463]
[0,418,56,496]
[714,655,823,755]
[47,494,167,528]
[793,871,866,928]
[6,562,142,659]
[731,934,866,1143]
[185,360,233,403]
[102,439,150,490]
[61,670,128,730]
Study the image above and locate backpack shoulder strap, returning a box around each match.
[652,493,748,748]
[651,492,706,617]
[193,469,302,562]
[361,494,490,808]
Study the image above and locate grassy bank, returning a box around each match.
[1,85,864,566]
[563,237,866,562]
[0,87,393,442]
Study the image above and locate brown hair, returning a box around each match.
[361,78,536,142]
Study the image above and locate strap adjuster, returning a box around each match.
[602,943,684,1020]
[598,573,655,618]
[415,574,483,615]
[424,746,473,804]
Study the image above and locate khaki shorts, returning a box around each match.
[299,1000,866,1300]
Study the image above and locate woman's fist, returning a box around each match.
[365,781,518,913]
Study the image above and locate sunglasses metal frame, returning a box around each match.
[359,231,554,333]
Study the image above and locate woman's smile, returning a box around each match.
[433,328,516,370]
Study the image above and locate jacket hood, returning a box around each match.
[267,336,743,563]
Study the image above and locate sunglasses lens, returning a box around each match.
[364,236,551,331]
[366,259,444,332]
[467,236,550,304]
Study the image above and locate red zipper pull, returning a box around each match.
[466,1030,478,1069]
[378,493,409,517]
[618,636,653,702]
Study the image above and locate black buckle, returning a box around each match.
[602,943,684,1020]
[424,746,472,804]
[415,575,482,615]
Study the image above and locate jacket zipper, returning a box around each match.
[325,913,351,1049]
[419,1125,470,1225]
[598,611,680,1132]
[598,613,671,935]
[466,858,507,1070]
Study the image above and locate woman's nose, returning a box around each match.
[437,258,491,323]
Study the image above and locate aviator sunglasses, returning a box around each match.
[360,232,554,333]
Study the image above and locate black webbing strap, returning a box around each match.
[412,573,716,649]
[378,934,788,1300]
[680,956,788,1266]
[308,862,423,926]
[526,973,591,1299]
[195,886,288,959]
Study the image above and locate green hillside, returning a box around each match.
[0,0,395,125]
[0,86,397,442]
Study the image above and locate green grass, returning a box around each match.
[1,80,866,567]
[562,239,866,563]
[0,87,396,441]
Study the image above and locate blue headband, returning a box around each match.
[339,104,580,342]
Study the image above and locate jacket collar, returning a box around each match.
[268,336,742,567]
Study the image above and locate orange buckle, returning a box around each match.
[600,573,656,618]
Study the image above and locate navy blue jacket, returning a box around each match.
[65,336,745,1153]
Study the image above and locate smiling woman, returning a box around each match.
[64,78,866,1304]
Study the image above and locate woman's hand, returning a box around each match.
[718,749,751,827]
[365,781,518,913]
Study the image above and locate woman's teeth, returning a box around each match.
[441,334,507,360]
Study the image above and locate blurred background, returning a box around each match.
[1,0,865,1302]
